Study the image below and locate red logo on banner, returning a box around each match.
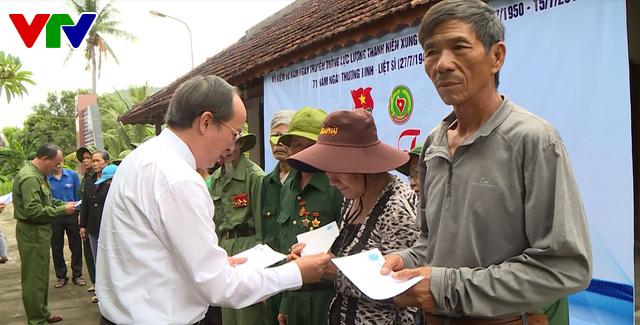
[397,129,421,152]
[350,87,374,112]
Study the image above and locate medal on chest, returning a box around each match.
[232,193,248,208]
[311,212,321,228]
[302,211,310,227]
[299,200,306,217]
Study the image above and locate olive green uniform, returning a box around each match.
[13,162,67,325]
[78,170,96,285]
[210,155,266,325]
[277,169,343,325]
[539,298,569,325]
[260,163,294,325]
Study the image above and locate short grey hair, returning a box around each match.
[270,110,296,130]
[93,150,110,162]
[165,75,240,129]
[418,0,505,88]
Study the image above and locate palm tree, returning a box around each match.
[98,83,156,158]
[0,51,36,103]
[66,0,136,93]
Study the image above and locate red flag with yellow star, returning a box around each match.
[350,87,374,112]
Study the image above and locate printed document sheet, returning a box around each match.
[232,244,287,270]
[331,248,424,300]
[296,221,340,256]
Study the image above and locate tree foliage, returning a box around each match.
[0,90,85,180]
[66,0,136,93]
[0,126,36,178]
[0,51,36,103]
[97,83,156,158]
[0,84,157,180]
[14,90,88,159]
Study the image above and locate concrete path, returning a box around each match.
[0,203,101,325]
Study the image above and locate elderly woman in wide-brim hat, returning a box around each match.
[287,109,421,325]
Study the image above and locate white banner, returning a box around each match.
[264,26,441,169]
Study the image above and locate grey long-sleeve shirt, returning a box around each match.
[396,97,592,318]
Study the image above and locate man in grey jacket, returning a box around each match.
[380,1,592,324]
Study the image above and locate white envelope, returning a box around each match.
[296,221,340,256]
[232,244,287,270]
[0,192,12,204]
[331,248,424,300]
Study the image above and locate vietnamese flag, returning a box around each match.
[350,87,374,111]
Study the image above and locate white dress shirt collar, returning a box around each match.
[159,128,197,170]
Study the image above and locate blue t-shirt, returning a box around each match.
[47,168,80,202]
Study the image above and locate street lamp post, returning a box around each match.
[149,10,194,69]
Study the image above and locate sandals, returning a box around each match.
[53,279,67,288]
[87,285,95,292]
[46,314,63,323]
[72,277,87,286]
[91,295,99,303]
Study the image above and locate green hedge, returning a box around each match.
[0,179,13,196]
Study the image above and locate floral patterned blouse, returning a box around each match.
[329,178,421,325]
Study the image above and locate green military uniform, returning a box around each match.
[13,162,67,325]
[205,175,213,193]
[261,162,295,253]
[78,170,96,285]
[277,169,343,325]
[539,297,569,325]
[261,162,295,325]
[210,154,266,325]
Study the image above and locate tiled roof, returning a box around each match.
[120,0,434,125]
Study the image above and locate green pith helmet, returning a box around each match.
[75,145,97,161]
[396,143,423,176]
[238,123,256,153]
[278,107,328,146]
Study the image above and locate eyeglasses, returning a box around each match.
[216,118,243,142]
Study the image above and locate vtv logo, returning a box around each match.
[9,13,97,49]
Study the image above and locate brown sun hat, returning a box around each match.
[286,109,409,173]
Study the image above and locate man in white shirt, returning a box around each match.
[96,75,331,325]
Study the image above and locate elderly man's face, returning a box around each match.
[45,150,63,176]
[82,152,92,170]
[422,19,504,106]
[202,94,247,170]
[223,138,245,165]
[270,124,292,161]
[290,136,316,155]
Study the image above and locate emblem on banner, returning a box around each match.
[388,85,413,125]
[350,87,374,112]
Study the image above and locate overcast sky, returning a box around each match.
[0,0,295,129]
